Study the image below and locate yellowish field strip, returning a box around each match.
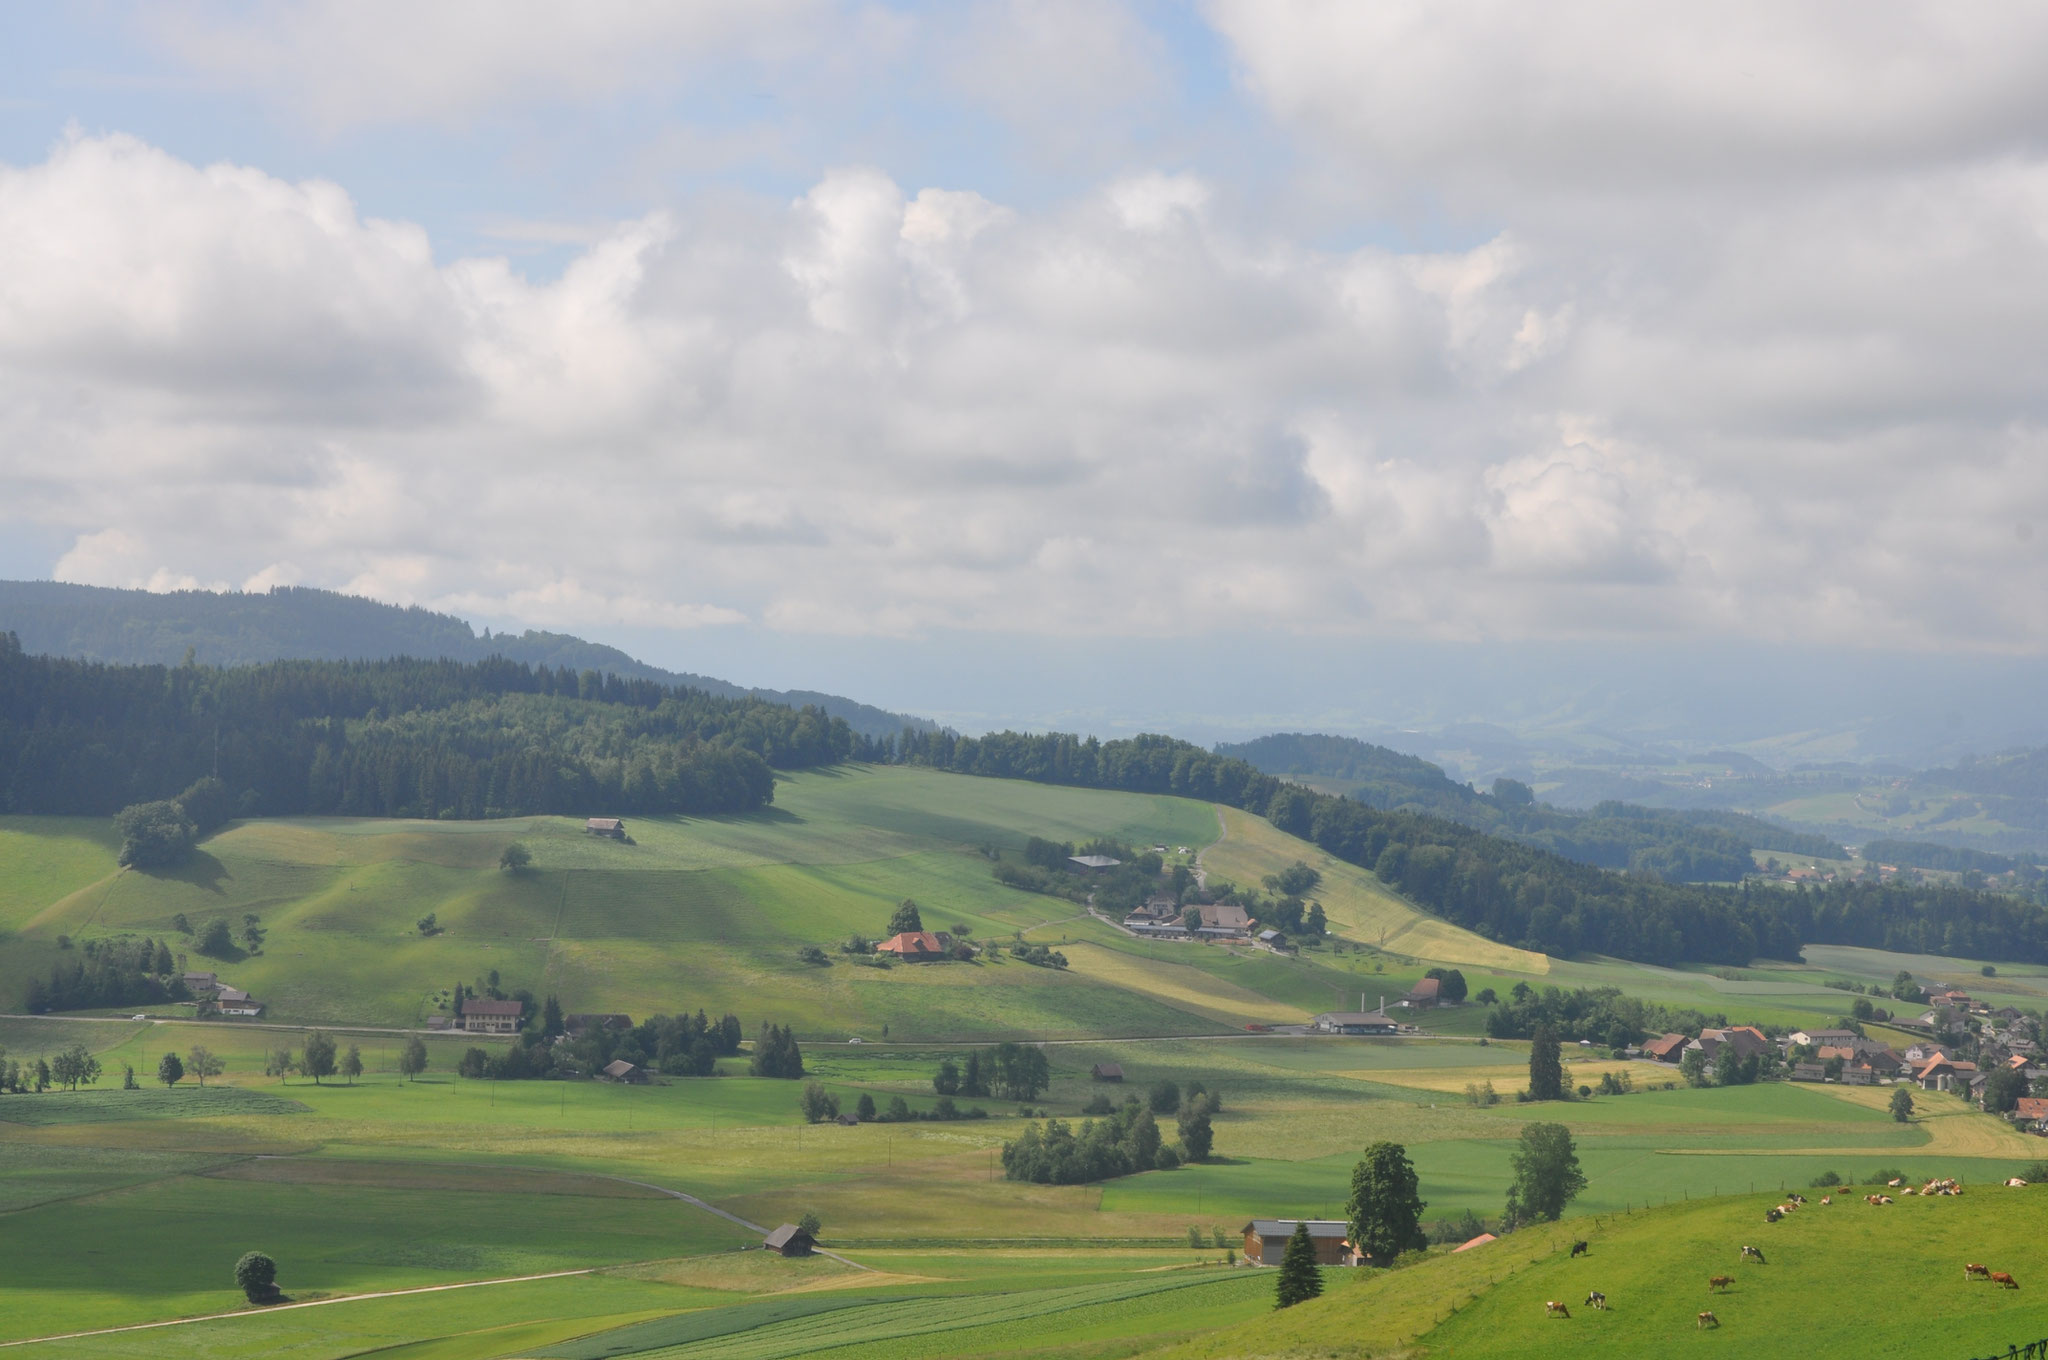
[1808,1085,2042,1158]
[1352,1060,1667,1096]
[1201,807,1548,973]
[1060,941,1307,1027]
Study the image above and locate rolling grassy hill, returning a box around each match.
[1141,1184,2048,1360]
[7,765,2036,1042]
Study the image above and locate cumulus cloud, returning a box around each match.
[8,16,2048,659]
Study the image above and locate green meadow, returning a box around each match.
[5,766,2047,1357]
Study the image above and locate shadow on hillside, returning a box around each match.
[139,849,230,893]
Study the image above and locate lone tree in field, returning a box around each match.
[1274,1221,1323,1308]
[156,1052,184,1088]
[50,1044,101,1091]
[233,1250,279,1304]
[887,899,923,934]
[115,799,198,869]
[341,1045,363,1085]
[1527,1024,1565,1101]
[1504,1121,1585,1227]
[800,1081,839,1123]
[1890,1085,1915,1122]
[265,1048,296,1084]
[187,1045,223,1087]
[498,842,532,874]
[1177,1097,1215,1162]
[398,1036,429,1081]
[1346,1141,1428,1265]
[301,1031,337,1084]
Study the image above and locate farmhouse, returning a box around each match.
[1125,920,1190,939]
[876,930,952,961]
[213,986,262,1017]
[2014,1097,2048,1131]
[1313,1010,1400,1036]
[585,818,626,839]
[1791,1061,1827,1082]
[1840,1062,1877,1086]
[602,1059,648,1084]
[1402,977,1441,1008]
[1790,1028,1860,1049]
[1242,1220,1353,1266]
[1091,1063,1125,1082]
[1642,1033,1690,1063]
[763,1224,816,1257]
[181,971,217,993]
[1196,903,1251,937]
[1129,897,1180,923]
[460,998,525,1034]
[1068,854,1120,872]
[1916,1055,1979,1092]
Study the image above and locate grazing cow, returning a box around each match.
[1819,1196,1832,1206]
[1741,1245,1766,1264]
[1966,1263,1991,1281]
[1585,1290,1607,1310]
[1764,1208,1782,1223]
[1698,1310,1720,1329]
[1991,1272,2019,1290]
[1709,1275,1733,1292]
[2008,1178,2030,1188]
[1570,1240,1590,1258]
[1546,1300,1572,1318]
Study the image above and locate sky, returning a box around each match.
[4,3,2047,745]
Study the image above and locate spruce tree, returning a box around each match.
[1274,1222,1323,1308]
[1528,1023,1565,1101]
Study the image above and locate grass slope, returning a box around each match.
[1144,1186,2048,1360]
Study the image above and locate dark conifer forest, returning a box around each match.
[0,634,868,819]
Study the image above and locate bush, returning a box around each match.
[799,1081,839,1124]
[233,1251,279,1304]
[116,800,198,869]
[1810,1170,1842,1188]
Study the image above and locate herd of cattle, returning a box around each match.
[1541,1178,2031,1330]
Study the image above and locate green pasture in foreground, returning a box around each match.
[1141,1187,2048,1360]
[2,1001,2042,1357]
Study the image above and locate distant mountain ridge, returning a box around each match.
[0,580,931,741]
[1217,730,1844,878]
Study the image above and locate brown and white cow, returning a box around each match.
[1698,1310,1720,1329]
[1965,1263,1991,1281]
[1546,1300,1572,1317]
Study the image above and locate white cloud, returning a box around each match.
[5,105,2048,652]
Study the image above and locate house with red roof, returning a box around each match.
[876,930,953,961]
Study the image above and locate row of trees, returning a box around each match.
[0,638,867,821]
[933,1044,1052,1101]
[890,727,2048,967]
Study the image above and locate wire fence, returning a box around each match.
[1968,1340,2048,1360]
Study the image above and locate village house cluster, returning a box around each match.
[1632,997,2046,1132]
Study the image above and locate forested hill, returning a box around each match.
[0,580,929,741]
[895,729,2048,968]
[1217,730,1844,881]
[0,637,871,819]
